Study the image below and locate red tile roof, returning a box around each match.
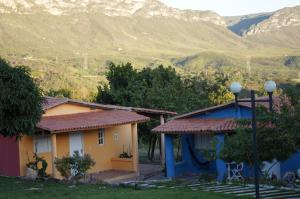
[152,118,237,134]
[42,97,177,116]
[42,97,68,110]
[37,110,150,133]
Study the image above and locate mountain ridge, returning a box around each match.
[0,0,299,98]
[0,0,226,25]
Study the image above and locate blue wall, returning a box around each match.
[165,105,253,179]
[165,104,300,180]
[174,134,212,177]
[192,105,252,119]
[281,150,300,176]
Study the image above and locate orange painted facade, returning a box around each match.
[43,103,100,117]
[18,102,139,178]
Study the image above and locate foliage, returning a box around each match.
[46,88,72,98]
[55,151,95,180]
[54,155,73,180]
[95,62,233,161]
[26,153,48,178]
[284,83,300,105]
[284,56,300,68]
[96,62,233,113]
[0,58,43,138]
[119,152,133,159]
[220,95,300,166]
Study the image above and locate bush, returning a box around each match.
[55,151,95,180]
[26,153,48,178]
[54,156,72,180]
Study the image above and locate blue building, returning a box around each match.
[152,97,300,181]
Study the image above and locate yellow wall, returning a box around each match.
[111,158,134,171]
[18,136,53,175]
[18,133,70,177]
[19,135,34,176]
[83,124,134,173]
[43,103,101,117]
[38,152,52,174]
[57,133,70,158]
[18,103,138,177]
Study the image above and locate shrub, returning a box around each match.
[54,156,73,180]
[55,151,95,180]
[26,153,48,178]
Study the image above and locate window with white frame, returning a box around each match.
[194,134,214,150]
[98,129,105,145]
[35,135,52,153]
[113,132,119,141]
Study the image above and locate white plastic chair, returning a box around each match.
[226,162,244,180]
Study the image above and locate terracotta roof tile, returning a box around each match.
[42,97,176,116]
[42,97,68,110]
[37,110,150,133]
[152,118,237,134]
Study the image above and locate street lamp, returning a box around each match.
[230,81,276,199]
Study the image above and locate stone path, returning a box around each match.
[121,181,300,199]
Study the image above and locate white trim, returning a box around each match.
[69,132,84,156]
[35,135,52,154]
[98,129,105,145]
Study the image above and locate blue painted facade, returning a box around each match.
[164,104,300,180]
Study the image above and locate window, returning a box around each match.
[113,132,119,141]
[35,135,51,153]
[98,129,105,145]
[194,134,214,150]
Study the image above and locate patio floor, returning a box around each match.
[86,170,136,183]
[86,164,164,184]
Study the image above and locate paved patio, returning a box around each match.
[122,181,300,199]
[85,164,164,184]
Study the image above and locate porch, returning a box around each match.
[19,110,149,178]
[152,118,237,180]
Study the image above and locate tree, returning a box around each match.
[220,95,300,168]
[96,62,233,161]
[46,88,72,98]
[0,58,43,138]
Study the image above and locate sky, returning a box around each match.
[160,0,300,16]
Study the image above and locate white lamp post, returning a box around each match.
[229,81,276,199]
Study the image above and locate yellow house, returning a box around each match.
[0,97,176,180]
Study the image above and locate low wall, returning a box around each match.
[111,158,134,171]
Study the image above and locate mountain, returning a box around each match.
[0,0,226,25]
[224,6,300,49]
[245,6,300,36]
[0,0,299,98]
[243,6,300,49]
[225,13,272,36]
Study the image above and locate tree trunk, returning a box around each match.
[150,136,157,161]
[147,137,153,161]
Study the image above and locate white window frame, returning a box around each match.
[113,132,119,141]
[35,134,52,154]
[98,129,105,145]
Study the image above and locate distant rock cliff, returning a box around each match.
[0,0,226,25]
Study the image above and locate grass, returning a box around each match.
[0,177,246,199]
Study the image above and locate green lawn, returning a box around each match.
[0,177,246,199]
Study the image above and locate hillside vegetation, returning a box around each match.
[0,0,299,99]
